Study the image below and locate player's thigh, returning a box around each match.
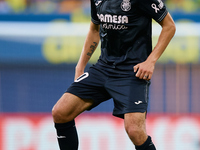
[52,92,94,123]
[124,112,147,134]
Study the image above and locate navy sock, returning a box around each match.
[55,120,78,150]
[135,136,156,150]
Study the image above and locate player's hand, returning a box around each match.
[133,61,155,80]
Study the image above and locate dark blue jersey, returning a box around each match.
[91,0,168,71]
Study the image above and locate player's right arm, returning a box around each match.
[75,21,100,80]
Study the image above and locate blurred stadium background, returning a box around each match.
[0,0,200,149]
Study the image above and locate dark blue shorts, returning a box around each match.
[66,65,150,118]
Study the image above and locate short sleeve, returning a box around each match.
[137,0,168,22]
[91,0,100,24]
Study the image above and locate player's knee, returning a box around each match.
[125,123,146,145]
[52,105,62,123]
[125,124,141,138]
[52,105,72,123]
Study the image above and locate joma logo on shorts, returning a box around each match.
[135,101,143,105]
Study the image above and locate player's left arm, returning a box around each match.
[134,12,176,80]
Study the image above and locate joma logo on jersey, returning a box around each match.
[97,14,128,24]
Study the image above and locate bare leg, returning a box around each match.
[124,112,156,150]
[52,92,94,123]
[124,112,147,146]
[52,92,94,150]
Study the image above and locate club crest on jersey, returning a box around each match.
[121,0,131,11]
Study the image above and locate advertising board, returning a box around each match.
[0,113,199,150]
